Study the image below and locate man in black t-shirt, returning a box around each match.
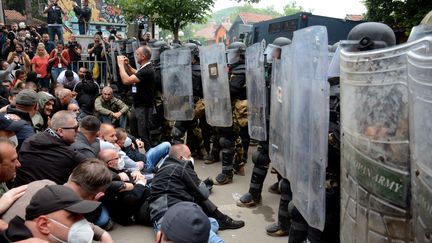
[117,46,154,151]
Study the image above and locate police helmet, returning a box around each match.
[265,37,292,63]
[347,22,396,51]
[151,40,169,61]
[226,42,246,64]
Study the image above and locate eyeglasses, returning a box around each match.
[61,124,79,131]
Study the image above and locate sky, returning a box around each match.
[212,0,367,19]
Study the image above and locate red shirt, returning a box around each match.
[49,49,70,68]
[31,55,50,78]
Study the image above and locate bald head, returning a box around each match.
[99,123,117,143]
[169,144,191,161]
[98,149,117,163]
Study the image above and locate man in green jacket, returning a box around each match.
[94,86,129,128]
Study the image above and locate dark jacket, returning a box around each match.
[14,130,86,186]
[0,216,33,243]
[71,132,100,158]
[149,156,208,223]
[228,63,247,100]
[6,106,35,150]
[73,5,92,23]
[75,80,99,114]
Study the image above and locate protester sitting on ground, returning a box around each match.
[150,144,245,232]
[156,202,211,243]
[1,159,115,242]
[14,111,86,186]
[53,88,76,112]
[68,102,80,118]
[32,91,55,132]
[0,88,19,113]
[99,149,150,226]
[0,184,100,242]
[72,115,101,158]
[6,89,38,150]
[57,69,79,91]
[99,124,144,171]
[95,86,129,129]
[116,127,171,173]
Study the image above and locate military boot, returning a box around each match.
[205,147,220,164]
[266,223,289,237]
[237,192,261,207]
[215,150,234,185]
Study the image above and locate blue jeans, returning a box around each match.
[78,22,89,35]
[94,204,110,227]
[145,142,171,172]
[154,217,224,243]
[100,114,127,129]
[48,25,63,43]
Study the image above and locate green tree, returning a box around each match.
[283,1,305,16]
[364,0,432,36]
[118,0,214,41]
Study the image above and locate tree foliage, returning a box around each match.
[118,0,214,40]
[364,0,432,35]
[283,1,305,16]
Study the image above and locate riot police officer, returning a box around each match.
[215,42,249,185]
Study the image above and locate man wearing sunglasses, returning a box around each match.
[14,110,87,187]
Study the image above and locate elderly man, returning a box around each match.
[99,149,149,225]
[117,46,155,151]
[14,111,86,186]
[0,185,99,242]
[95,86,129,128]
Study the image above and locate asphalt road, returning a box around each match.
[109,146,287,243]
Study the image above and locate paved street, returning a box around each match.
[110,146,287,243]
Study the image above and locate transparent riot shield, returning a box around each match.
[339,36,432,243]
[199,43,232,127]
[289,26,329,231]
[268,45,291,178]
[408,25,432,42]
[407,37,432,243]
[109,41,118,83]
[131,40,140,69]
[160,48,194,121]
[246,40,267,141]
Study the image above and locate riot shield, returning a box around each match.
[199,43,232,127]
[408,25,432,43]
[407,37,432,243]
[109,41,118,83]
[289,26,329,231]
[339,36,432,243]
[268,45,292,179]
[132,40,140,69]
[246,40,267,141]
[160,48,194,121]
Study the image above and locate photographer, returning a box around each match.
[43,0,65,43]
[73,0,92,35]
[67,34,82,72]
[6,42,31,72]
[48,42,70,82]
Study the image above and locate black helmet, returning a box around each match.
[347,22,396,51]
[183,43,199,62]
[226,42,246,64]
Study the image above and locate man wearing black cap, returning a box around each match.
[0,184,99,242]
[157,201,210,243]
[57,69,79,91]
[6,89,38,150]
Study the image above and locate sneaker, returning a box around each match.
[268,182,281,194]
[237,192,261,208]
[266,223,289,237]
[218,216,245,230]
[215,173,233,185]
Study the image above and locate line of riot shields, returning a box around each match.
[109,24,432,242]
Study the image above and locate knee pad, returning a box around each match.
[280,179,291,194]
[252,150,270,167]
[219,137,234,149]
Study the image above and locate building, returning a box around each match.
[228,12,273,43]
[195,22,231,46]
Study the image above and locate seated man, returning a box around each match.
[71,115,101,158]
[149,144,244,239]
[157,201,210,243]
[99,149,149,225]
[1,159,114,242]
[57,69,79,91]
[116,127,171,173]
[0,184,100,242]
[14,110,86,186]
[95,86,129,128]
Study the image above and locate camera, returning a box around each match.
[7,32,15,40]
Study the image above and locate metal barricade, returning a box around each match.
[71,60,109,87]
